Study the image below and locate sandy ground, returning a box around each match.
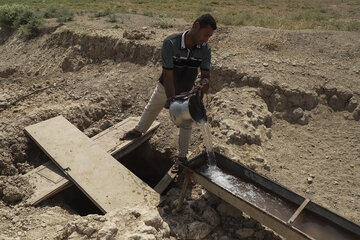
[0,13,359,239]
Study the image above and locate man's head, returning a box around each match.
[191,14,217,45]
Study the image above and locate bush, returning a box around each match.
[19,15,43,39]
[43,6,74,23]
[0,4,43,39]
[152,20,173,29]
[94,8,112,18]
[107,14,117,23]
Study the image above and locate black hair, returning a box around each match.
[193,14,217,30]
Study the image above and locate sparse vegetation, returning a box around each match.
[107,14,117,23]
[0,4,43,39]
[93,8,112,18]
[152,20,173,29]
[43,6,74,23]
[0,0,359,31]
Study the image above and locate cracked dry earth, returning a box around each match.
[0,13,359,240]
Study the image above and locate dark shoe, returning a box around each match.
[171,157,186,173]
[120,129,142,140]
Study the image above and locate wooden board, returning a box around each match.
[153,168,177,194]
[25,161,72,205]
[25,116,160,211]
[153,152,192,195]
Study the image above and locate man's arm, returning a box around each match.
[199,70,210,93]
[163,69,175,99]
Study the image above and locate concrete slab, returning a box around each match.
[25,116,160,212]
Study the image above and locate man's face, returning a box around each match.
[193,22,214,45]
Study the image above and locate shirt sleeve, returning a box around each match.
[161,39,174,70]
[200,45,211,71]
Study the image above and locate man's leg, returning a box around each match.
[178,124,192,158]
[171,122,192,173]
[134,82,167,133]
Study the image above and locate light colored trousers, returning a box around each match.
[134,82,192,158]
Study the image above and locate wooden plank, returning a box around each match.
[153,168,177,194]
[24,161,72,205]
[154,152,192,195]
[288,199,311,225]
[25,116,160,212]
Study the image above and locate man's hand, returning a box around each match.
[199,78,209,93]
[164,97,174,109]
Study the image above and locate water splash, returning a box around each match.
[199,120,216,166]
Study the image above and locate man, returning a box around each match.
[122,14,216,173]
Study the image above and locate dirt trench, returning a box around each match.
[0,21,359,239]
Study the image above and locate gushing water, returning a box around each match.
[199,120,216,166]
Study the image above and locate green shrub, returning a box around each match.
[19,15,43,39]
[143,11,153,17]
[0,4,29,30]
[56,8,74,23]
[152,20,173,29]
[94,8,112,18]
[43,6,74,23]
[43,6,58,18]
[108,14,117,23]
[0,4,43,39]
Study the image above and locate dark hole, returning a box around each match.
[42,184,103,216]
[116,141,173,188]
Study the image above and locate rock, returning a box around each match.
[263,63,268,67]
[61,57,74,72]
[187,221,212,239]
[243,218,258,228]
[97,222,118,240]
[263,163,271,171]
[353,107,360,121]
[143,213,163,230]
[291,107,304,120]
[346,96,358,112]
[216,201,243,218]
[298,113,309,125]
[202,207,220,226]
[2,185,24,203]
[249,162,258,170]
[252,156,264,163]
[235,228,255,239]
[254,230,266,239]
[68,232,85,240]
[307,177,313,184]
[0,67,16,78]
[203,192,221,206]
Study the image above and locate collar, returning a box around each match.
[181,30,201,50]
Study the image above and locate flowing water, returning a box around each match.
[198,164,296,221]
[199,120,216,166]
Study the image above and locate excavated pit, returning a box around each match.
[0,22,359,239]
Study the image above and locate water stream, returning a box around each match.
[199,120,216,166]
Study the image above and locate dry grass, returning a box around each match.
[1,0,360,31]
